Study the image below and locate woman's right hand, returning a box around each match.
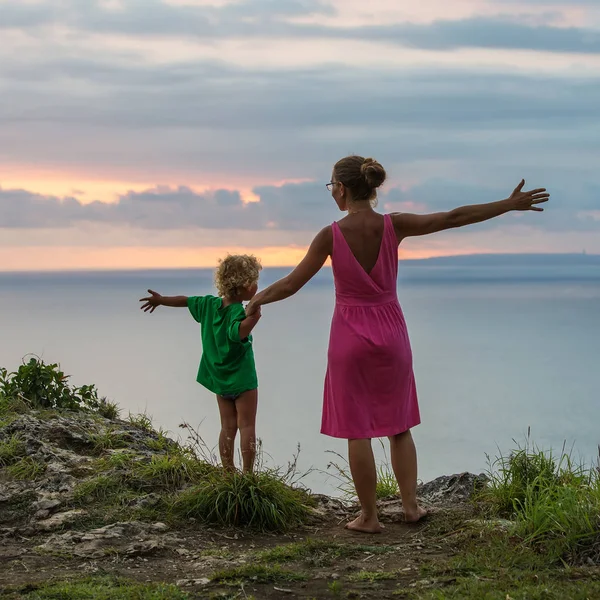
[507,180,550,212]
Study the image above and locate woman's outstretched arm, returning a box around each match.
[392,179,549,240]
[245,226,332,315]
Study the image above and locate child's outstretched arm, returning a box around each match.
[238,307,261,340]
[139,289,188,313]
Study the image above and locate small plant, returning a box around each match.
[327,580,342,595]
[128,412,154,432]
[349,570,397,582]
[178,421,222,466]
[97,399,121,420]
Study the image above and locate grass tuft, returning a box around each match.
[96,451,139,471]
[90,429,130,455]
[0,434,27,466]
[131,452,215,491]
[257,539,396,567]
[128,412,154,432]
[13,575,189,599]
[145,430,175,452]
[0,394,30,424]
[325,440,399,500]
[96,399,121,421]
[476,431,600,564]
[7,456,46,480]
[211,564,306,584]
[73,474,123,504]
[171,469,311,532]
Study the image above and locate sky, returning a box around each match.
[1,0,599,271]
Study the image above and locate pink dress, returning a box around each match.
[321,214,421,439]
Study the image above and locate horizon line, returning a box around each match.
[0,251,598,276]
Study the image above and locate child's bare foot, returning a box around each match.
[345,514,384,534]
[404,506,428,523]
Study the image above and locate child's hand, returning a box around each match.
[249,306,261,321]
[245,300,260,317]
[139,289,163,313]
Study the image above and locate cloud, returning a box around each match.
[1,58,599,184]
[5,59,600,130]
[1,178,597,234]
[1,0,599,54]
[0,186,256,230]
[350,18,600,54]
[0,183,332,231]
[0,0,333,36]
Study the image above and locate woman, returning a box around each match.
[245,155,549,533]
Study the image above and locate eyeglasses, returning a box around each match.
[326,181,337,191]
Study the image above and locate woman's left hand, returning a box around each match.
[508,180,550,212]
[245,299,260,317]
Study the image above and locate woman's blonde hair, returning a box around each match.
[214,254,262,298]
[333,155,387,206]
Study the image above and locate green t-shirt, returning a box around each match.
[187,295,258,396]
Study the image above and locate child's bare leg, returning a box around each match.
[235,389,258,474]
[388,429,427,523]
[216,396,238,472]
[346,438,382,533]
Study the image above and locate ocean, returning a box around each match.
[1,257,599,495]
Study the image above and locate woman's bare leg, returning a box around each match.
[388,429,427,522]
[216,396,238,472]
[346,438,382,533]
[235,389,258,473]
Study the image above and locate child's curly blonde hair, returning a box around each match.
[214,254,262,298]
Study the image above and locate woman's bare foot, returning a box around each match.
[404,505,428,523]
[345,514,384,533]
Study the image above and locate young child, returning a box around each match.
[139,254,262,473]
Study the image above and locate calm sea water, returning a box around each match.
[1,263,599,495]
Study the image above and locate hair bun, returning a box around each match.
[360,158,386,189]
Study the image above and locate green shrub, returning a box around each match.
[0,357,101,412]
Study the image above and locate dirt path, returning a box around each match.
[1,510,463,599]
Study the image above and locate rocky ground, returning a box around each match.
[1,409,599,599]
